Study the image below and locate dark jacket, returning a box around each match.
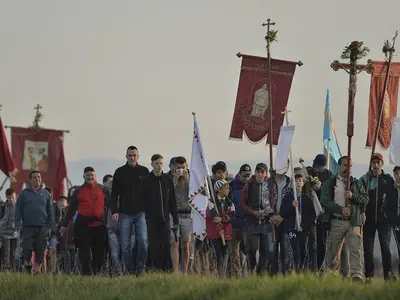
[0,202,17,238]
[383,180,400,226]
[321,176,368,227]
[280,190,316,231]
[141,171,178,225]
[360,171,393,224]
[111,163,149,215]
[15,187,53,229]
[230,175,247,229]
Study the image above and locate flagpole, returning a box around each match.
[327,139,331,170]
[281,107,302,231]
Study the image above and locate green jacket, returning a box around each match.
[320,176,369,227]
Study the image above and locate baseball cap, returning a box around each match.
[214,179,230,192]
[169,157,176,165]
[84,166,95,173]
[255,163,268,172]
[212,161,227,173]
[239,164,252,173]
[371,153,384,163]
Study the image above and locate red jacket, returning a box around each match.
[206,196,235,240]
[62,183,105,228]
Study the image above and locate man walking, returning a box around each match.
[321,156,368,282]
[111,146,149,276]
[60,167,107,276]
[142,154,179,272]
[15,171,53,274]
[360,153,396,282]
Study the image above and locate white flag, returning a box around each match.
[275,125,295,173]
[389,117,400,165]
[189,114,210,241]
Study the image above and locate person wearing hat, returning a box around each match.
[60,166,107,276]
[360,153,396,282]
[205,179,235,277]
[229,164,252,277]
[240,162,279,275]
[167,157,176,178]
[321,156,368,282]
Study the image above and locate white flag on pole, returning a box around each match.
[275,125,295,173]
[189,114,211,241]
[389,117,400,165]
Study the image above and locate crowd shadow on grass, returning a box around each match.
[0,272,399,300]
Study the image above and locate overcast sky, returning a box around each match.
[0,0,399,170]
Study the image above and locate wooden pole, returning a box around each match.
[262,18,276,177]
[281,107,302,231]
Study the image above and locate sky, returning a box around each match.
[0,1,400,187]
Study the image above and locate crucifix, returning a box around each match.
[281,107,302,231]
[33,104,43,128]
[331,41,374,207]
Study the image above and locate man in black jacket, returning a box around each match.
[142,154,179,272]
[110,146,150,276]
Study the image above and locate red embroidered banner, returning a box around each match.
[229,54,298,144]
[10,127,67,199]
[0,117,17,178]
[366,61,400,149]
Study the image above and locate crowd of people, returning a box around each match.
[0,146,400,284]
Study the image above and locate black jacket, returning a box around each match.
[140,172,178,225]
[360,172,393,224]
[280,190,316,231]
[384,180,400,226]
[111,163,149,215]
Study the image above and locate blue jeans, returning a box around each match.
[272,224,291,275]
[108,228,122,274]
[119,212,148,274]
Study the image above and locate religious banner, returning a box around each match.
[229,54,298,144]
[0,117,17,179]
[10,127,67,199]
[366,61,400,149]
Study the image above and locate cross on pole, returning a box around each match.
[33,104,43,128]
[262,18,276,175]
[331,41,374,206]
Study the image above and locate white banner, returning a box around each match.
[389,116,400,166]
[275,125,295,173]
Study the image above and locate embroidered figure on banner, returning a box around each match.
[250,83,269,119]
[22,140,49,172]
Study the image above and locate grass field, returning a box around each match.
[0,273,397,300]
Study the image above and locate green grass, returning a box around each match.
[0,273,396,300]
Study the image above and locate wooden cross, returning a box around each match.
[331,47,373,205]
[33,104,43,128]
[34,104,42,116]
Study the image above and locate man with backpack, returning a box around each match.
[60,166,107,276]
